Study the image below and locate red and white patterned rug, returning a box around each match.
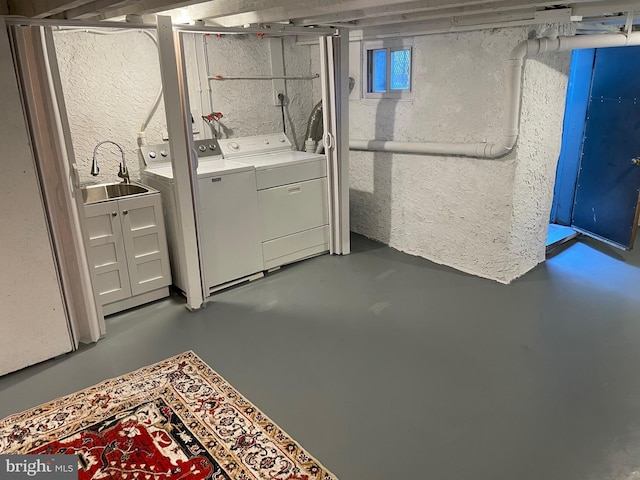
[0,351,337,480]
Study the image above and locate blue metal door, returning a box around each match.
[572,46,640,250]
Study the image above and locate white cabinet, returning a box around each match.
[84,201,131,305]
[85,192,171,315]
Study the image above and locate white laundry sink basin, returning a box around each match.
[81,182,154,205]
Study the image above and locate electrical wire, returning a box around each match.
[278,93,286,134]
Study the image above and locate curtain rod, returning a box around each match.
[3,17,336,36]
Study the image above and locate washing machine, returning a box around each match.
[139,139,264,295]
[220,133,330,270]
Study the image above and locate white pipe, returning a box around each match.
[139,31,162,140]
[208,74,320,80]
[350,31,640,159]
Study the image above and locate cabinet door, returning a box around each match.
[84,202,131,305]
[119,194,171,296]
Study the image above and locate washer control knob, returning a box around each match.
[198,145,207,152]
[160,150,168,157]
[228,142,239,150]
[208,144,216,150]
[148,151,156,159]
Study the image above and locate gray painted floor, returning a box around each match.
[2,234,640,480]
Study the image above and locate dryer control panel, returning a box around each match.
[220,133,292,159]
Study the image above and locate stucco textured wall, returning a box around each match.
[509,50,571,279]
[196,35,315,150]
[348,26,570,283]
[54,31,315,185]
[54,30,166,185]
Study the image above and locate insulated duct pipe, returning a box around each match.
[350,32,640,159]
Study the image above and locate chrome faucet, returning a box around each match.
[91,140,130,183]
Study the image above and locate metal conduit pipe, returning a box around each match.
[305,100,324,143]
[350,31,640,159]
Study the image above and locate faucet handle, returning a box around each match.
[118,163,130,183]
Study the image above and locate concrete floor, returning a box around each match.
[2,233,640,480]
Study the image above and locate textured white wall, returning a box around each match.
[54,30,166,185]
[347,27,570,283]
[192,34,316,150]
[509,51,571,278]
[54,31,315,185]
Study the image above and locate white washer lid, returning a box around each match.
[143,160,254,179]
[197,159,255,176]
[142,164,174,180]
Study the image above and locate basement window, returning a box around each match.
[363,39,413,99]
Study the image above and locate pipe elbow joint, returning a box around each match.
[485,135,518,158]
[510,40,530,59]
[489,144,512,158]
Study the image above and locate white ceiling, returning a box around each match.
[4,0,638,34]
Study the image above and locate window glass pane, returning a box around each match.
[372,49,387,92]
[390,49,411,90]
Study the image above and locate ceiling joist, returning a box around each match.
[54,0,135,19]
[172,0,636,30]
[164,0,508,25]
[84,0,207,20]
[293,0,592,27]
[7,0,100,18]
[572,0,639,18]
[3,0,639,36]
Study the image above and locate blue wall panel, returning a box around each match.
[550,49,595,225]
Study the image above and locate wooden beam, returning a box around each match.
[572,0,639,18]
[293,0,589,26]
[354,13,543,37]
[350,1,604,35]
[196,0,610,27]
[59,0,133,19]
[170,0,495,24]
[356,6,536,27]
[87,0,209,20]
[7,0,99,17]
[88,0,629,25]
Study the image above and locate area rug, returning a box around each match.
[0,351,337,480]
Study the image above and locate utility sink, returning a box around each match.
[81,182,154,205]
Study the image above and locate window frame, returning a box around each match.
[362,38,413,100]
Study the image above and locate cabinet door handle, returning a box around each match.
[288,186,301,194]
[111,212,117,217]
[123,210,129,215]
